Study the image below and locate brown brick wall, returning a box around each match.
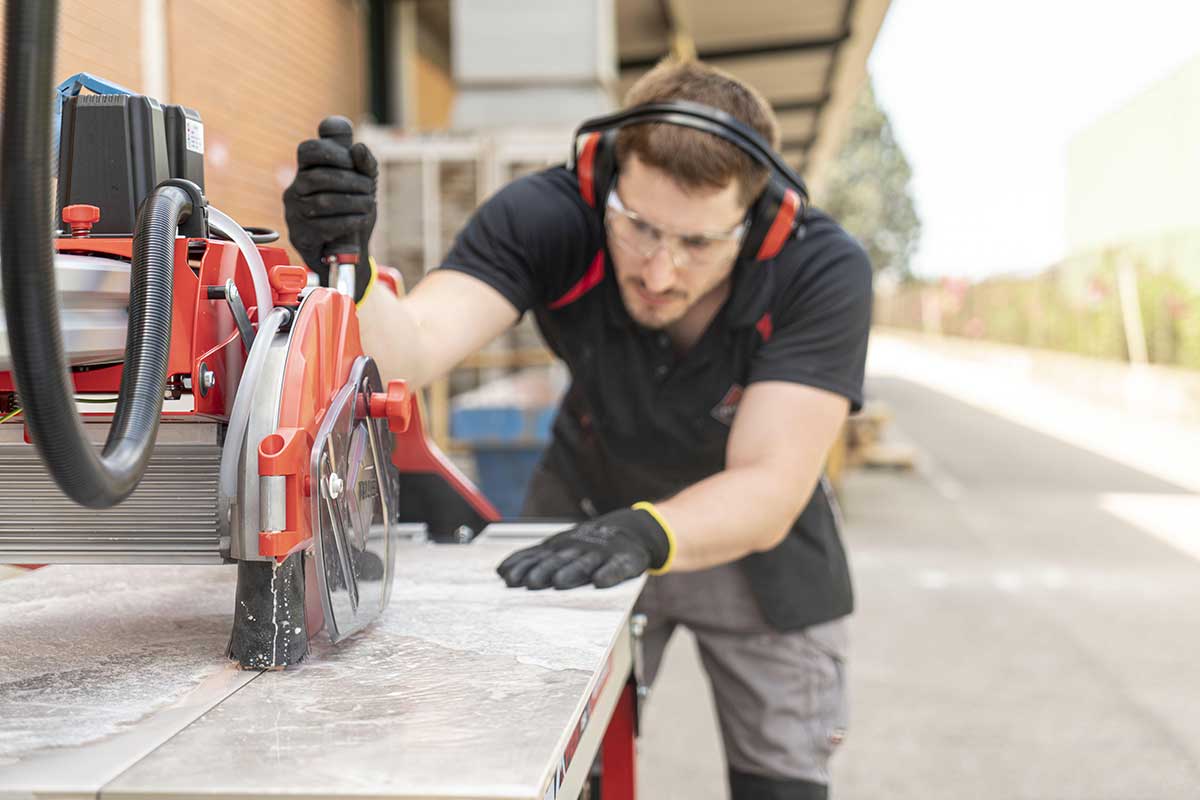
[0,1,145,93]
[0,0,366,261]
[415,51,454,130]
[55,1,145,90]
[166,0,366,249]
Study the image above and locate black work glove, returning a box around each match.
[497,507,672,590]
[282,136,378,301]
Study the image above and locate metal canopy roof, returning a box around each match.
[615,0,890,192]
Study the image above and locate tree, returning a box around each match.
[819,78,921,280]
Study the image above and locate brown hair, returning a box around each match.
[615,59,779,208]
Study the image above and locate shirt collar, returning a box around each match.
[725,257,776,328]
[600,249,638,330]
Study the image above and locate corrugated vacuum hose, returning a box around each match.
[0,0,193,508]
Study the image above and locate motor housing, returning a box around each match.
[56,93,206,236]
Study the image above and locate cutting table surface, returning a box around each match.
[0,540,642,800]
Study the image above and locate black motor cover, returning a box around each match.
[56,93,170,236]
[163,104,205,192]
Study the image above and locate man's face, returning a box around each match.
[606,155,747,330]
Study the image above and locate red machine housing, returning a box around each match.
[0,235,282,416]
[3,232,500,567]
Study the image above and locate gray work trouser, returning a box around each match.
[636,565,849,786]
[522,465,850,789]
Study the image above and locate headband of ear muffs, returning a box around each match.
[571,100,808,262]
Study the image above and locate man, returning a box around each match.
[285,60,871,800]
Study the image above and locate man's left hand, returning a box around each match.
[497,507,671,590]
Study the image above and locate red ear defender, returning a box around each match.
[571,103,810,249]
[755,188,802,261]
[577,132,602,208]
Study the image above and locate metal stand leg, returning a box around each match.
[600,681,637,800]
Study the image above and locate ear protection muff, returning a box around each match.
[574,129,618,211]
[570,100,808,263]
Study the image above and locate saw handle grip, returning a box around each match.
[317,115,360,274]
[318,115,354,149]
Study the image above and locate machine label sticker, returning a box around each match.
[186,118,205,154]
[357,476,380,502]
[711,383,744,426]
[541,653,614,799]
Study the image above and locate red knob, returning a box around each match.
[368,380,412,433]
[269,265,309,306]
[63,204,100,237]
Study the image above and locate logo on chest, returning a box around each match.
[710,384,744,427]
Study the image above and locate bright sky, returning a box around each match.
[869,0,1200,280]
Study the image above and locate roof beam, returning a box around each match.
[658,0,696,61]
[771,95,831,113]
[804,0,855,170]
[619,32,850,71]
[780,136,816,153]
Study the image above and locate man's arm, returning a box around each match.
[497,222,870,591]
[281,132,527,392]
[496,380,849,589]
[355,269,520,391]
[653,381,849,572]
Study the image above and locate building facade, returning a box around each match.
[1065,53,1200,288]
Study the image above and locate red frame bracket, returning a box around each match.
[257,427,313,560]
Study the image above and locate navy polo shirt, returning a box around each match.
[440,166,872,630]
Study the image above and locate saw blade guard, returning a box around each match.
[233,288,406,662]
[310,356,397,643]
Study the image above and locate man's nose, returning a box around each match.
[642,244,678,292]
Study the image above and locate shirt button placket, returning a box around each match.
[653,333,671,381]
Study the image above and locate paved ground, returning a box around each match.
[638,375,1200,799]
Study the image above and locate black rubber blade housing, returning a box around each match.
[227,552,309,669]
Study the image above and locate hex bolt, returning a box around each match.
[454,525,473,544]
[198,363,215,397]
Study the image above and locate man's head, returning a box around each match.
[606,60,780,330]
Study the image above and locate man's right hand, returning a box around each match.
[282,136,378,299]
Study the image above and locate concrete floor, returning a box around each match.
[638,376,1200,799]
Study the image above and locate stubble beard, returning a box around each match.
[619,279,688,330]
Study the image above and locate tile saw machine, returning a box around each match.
[0,0,499,669]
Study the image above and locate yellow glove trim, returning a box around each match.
[633,501,677,575]
[356,256,378,309]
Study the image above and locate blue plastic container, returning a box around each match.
[451,386,560,518]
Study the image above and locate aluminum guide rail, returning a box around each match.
[0,425,225,564]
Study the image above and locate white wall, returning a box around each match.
[1066,54,1200,260]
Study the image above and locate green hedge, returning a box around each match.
[875,265,1200,368]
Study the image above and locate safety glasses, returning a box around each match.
[605,189,747,269]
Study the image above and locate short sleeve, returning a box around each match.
[748,231,873,412]
[437,167,600,315]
